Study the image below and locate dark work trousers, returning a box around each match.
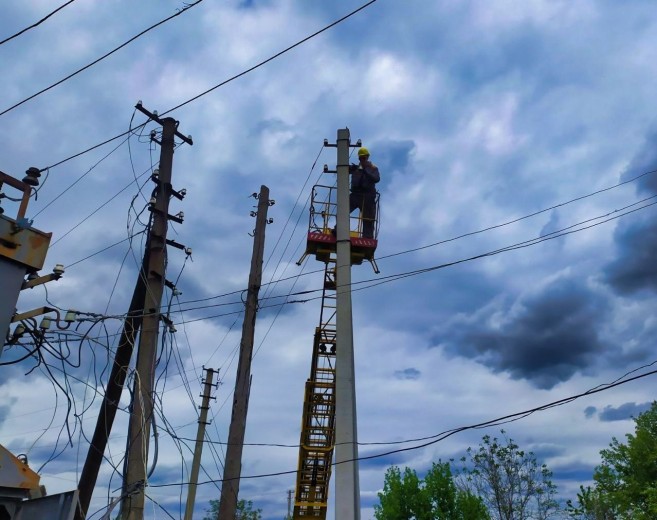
[350,191,376,238]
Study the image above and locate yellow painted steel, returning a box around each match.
[293,263,337,519]
[293,183,380,519]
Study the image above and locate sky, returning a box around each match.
[2,0,657,518]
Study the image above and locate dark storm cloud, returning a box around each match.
[0,404,12,426]
[584,406,597,418]
[393,368,420,380]
[620,128,657,195]
[605,129,657,294]
[598,401,653,422]
[605,218,657,295]
[539,211,560,238]
[369,139,415,176]
[441,278,609,389]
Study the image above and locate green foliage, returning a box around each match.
[565,485,615,520]
[567,402,657,520]
[202,498,262,520]
[458,431,560,520]
[374,461,489,520]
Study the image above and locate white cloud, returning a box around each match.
[2,1,657,518]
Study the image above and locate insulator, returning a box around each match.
[40,317,52,330]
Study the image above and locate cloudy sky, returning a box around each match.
[2,1,657,518]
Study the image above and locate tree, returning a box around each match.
[459,431,560,520]
[567,402,657,520]
[374,461,489,520]
[565,485,615,520]
[202,498,262,520]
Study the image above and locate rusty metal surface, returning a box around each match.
[0,445,41,491]
[0,171,32,221]
[0,215,52,271]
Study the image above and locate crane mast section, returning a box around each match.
[293,263,337,519]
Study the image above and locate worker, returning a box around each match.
[349,147,380,238]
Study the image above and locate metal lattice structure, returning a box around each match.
[293,263,338,518]
[293,184,379,519]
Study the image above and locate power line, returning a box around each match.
[33,134,132,218]
[378,167,657,261]
[50,152,159,249]
[161,0,378,115]
[57,192,656,326]
[347,196,657,294]
[147,365,657,487]
[0,0,77,46]
[0,1,205,118]
[159,194,657,325]
[178,357,657,449]
[165,167,657,309]
[38,0,378,172]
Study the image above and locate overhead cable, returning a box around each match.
[167,167,657,308]
[379,168,657,260]
[165,195,657,324]
[161,0,378,115]
[38,0,378,171]
[147,365,657,487]
[0,0,77,46]
[0,1,205,118]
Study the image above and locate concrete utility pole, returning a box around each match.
[184,367,217,520]
[334,128,360,519]
[287,489,293,519]
[122,104,192,520]
[217,186,272,520]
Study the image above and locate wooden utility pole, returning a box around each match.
[76,255,147,520]
[122,104,192,520]
[184,367,217,520]
[217,186,272,520]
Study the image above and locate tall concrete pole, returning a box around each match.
[184,368,217,520]
[217,186,271,520]
[123,116,178,520]
[334,128,360,519]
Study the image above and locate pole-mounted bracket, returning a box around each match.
[171,187,187,201]
[165,238,186,251]
[323,138,362,149]
[135,101,193,146]
[21,264,65,290]
[148,206,184,224]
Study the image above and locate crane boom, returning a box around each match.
[292,182,379,518]
[293,263,338,518]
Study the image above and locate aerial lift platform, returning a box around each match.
[293,183,379,519]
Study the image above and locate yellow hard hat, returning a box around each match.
[358,147,370,157]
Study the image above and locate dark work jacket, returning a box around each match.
[349,163,380,193]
